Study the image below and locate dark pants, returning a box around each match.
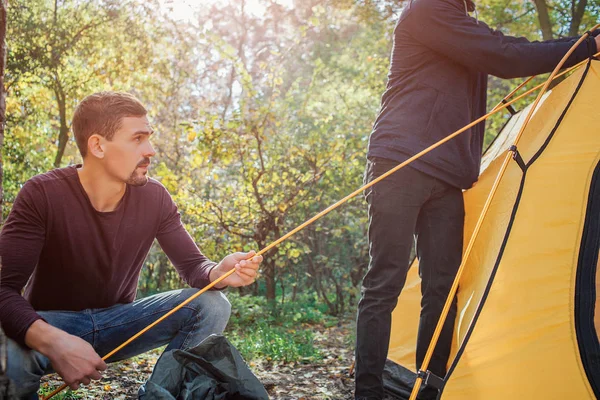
[355,158,464,399]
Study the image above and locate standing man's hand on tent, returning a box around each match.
[210,251,262,288]
[595,34,600,52]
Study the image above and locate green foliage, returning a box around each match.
[229,322,320,363]
[476,0,600,148]
[228,292,329,327]
[226,292,332,362]
[5,0,169,180]
[37,386,83,400]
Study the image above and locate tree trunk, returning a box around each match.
[54,85,69,168]
[533,0,567,89]
[156,260,166,290]
[264,258,276,301]
[533,0,554,40]
[0,0,6,224]
[0,1,8,393]
[51,0,68,168]
[292,282,297,302]
[569,0,587,36]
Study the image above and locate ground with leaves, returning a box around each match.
[40,323,400,400]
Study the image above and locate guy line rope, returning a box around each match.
[44,29,600,400]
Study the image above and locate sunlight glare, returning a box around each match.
[160,0,294,21]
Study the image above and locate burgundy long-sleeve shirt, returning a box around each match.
[0,166,217,346]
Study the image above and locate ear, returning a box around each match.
[88,134,106,159]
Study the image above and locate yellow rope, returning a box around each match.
[43,39,599,400]
[408,26,600,400]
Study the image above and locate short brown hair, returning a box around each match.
[72,91,147,158]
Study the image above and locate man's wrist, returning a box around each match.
[25,319,63,355]
[209,264,228,289]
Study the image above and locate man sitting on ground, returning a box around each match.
[0,91,262,399]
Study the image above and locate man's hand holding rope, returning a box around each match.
[209,251,262,288]
[25,320,107,391]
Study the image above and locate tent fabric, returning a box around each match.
[139,334,269,400]
[385,59,600,399]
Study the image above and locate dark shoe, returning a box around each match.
[417,386,439,400]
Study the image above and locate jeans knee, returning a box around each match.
[208,291,232,322]
[188,290,231,332]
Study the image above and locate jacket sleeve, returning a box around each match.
[492,29,599,45]
[0,181,46,346]
[408,0,597,79]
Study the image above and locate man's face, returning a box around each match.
[102,116,156,186]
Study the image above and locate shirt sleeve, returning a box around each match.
[156,188,217,289]
[408,0,597,79]
[0,181,47,346]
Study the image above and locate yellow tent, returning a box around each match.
[384,59,600,399]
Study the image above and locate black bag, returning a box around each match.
[139,335,269,400]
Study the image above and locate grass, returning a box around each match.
[226,292,339,363]
[37,385,83,400]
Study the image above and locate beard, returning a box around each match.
[126,158,150,186]
[126,171,148,186]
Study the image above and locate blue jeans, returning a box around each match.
[5,288,231,399]
[355,158,463,399]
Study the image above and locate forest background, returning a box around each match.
[0,0,599,398]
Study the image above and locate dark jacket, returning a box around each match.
[367,0,598,189]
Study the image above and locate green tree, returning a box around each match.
[6,0,163,168]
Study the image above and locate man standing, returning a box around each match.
[355,0,600,399]
[0,91,263,399]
